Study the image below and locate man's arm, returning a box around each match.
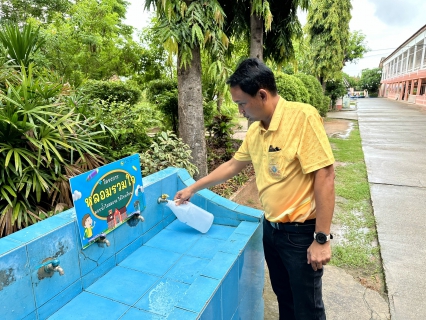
[307,164,335,271]
[174,158,251,205]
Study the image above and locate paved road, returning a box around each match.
[356,98,426,320]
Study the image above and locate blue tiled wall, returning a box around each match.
[0,167,264,320]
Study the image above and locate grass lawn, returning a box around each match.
[329,121,386,296]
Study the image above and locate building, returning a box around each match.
[379,24,426,106]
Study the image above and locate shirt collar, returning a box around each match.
[259,97,285,133]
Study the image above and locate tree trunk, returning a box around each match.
[177,46,208,179]
[250,14,263,60]
[248,13,264,128]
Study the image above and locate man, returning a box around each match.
[174,58,335,319]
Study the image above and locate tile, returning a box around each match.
[144,229,201,254]
[135,279,189,316]
[234,221,259,236]
[78,230,116,276]
[210,195,239,211]
[81,255,116,289]
[113,217,143,253]
[161,176,178,208]
[221,261,239,320]
[141,183,164,233]
[8,215,73,243]
[116,236,143,265]
[22,311,38,320]
[185,237,225,260]
[189,194,207,210]
[213,217,239,227]
[231,306,239,320]
[161,211,176,228]
[86,266,159,306]
[0,245,35,320]
[197,189,216,200]
[166,307,198,320]
[27,224,80,308]
[201,252,237,280]
[164,255,210,285]
[238,291,264,320]
[119,246,181,277]
[176,168,192,182]
[55,208,77,221]
[207,201,238,220]
[164,220,199,235]
[47,291,129,320]
[234,205,263,219]
[0,237,23,256]
[120,307,165,320]
[198,283,222,320]
[218,232,250,255]
[236,213,260,222]
[176,276,220,313]
[37,279,82,320]
[204,224,236,240]
[141,222,164,245]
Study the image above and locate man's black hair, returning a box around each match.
[226,58,277,96]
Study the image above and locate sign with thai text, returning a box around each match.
[70,154,146,249]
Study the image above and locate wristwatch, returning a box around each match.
[314,232,333,244]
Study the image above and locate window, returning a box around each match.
[420,81,426,95]
[402,51,408,73]
[408,46,414,71]
[415,40,423,69]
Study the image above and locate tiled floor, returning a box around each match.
[48,221,237,319]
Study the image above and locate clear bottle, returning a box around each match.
[166,200,214,233]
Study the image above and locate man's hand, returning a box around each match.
[174,187,195,205]
[307,241,331,271]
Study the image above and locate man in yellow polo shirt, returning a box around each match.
[174,58,335,320]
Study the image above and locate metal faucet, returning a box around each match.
[157,194,169,204]
[44,259,65,276]
[97,233,110,247]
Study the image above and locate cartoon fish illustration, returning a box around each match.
[86,169,99,181]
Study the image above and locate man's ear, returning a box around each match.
[259,89,267,100]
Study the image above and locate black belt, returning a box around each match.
[269,219,316,233]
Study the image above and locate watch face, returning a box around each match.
[316,232,327,244]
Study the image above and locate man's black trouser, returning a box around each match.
[263,218,326,320]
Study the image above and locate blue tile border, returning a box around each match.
[0,167,264,320]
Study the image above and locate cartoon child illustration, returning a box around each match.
[82,213,96,240]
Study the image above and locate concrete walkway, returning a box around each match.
[355,98,426,320]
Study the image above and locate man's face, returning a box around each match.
[230,86,264,121]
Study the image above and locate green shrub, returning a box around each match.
[322,95,331,114]
[275,73,309,104]
[92,100,155,160]
[82,79,142,105]
[140,131,198,177]
[146,79,178,132]
[294,73,327,114]
[0,64,106,237]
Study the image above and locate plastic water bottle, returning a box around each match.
[166,200,214,233]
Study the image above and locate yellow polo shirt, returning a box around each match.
[233,97,334,223]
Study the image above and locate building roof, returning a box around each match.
[381,24,426,64]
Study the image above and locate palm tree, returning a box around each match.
[0,23,45,69]
[144,0,229,179]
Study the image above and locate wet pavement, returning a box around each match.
[356,98,426,320]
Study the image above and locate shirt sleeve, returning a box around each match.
[297,112,335,174]
[233,135,252,162]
